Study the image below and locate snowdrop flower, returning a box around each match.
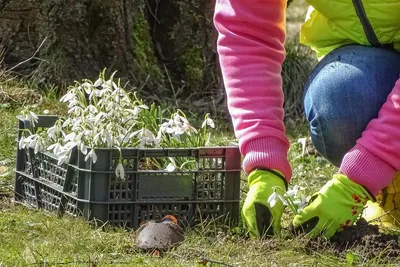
[64,132,76,142]
[29,112,39,124]
[33,136,45,154]
[94,112,107,124]
[173,113,188,125]
[267,189,288,208]
[85,149,98,163]
[293,194,309,213]
[285,185,299,197]
[126,107,141,116]
[57,152,70,165]
[93,132,102,144]
[86,105,98,114]
[104,130,114,147]
[68,105,83,117]
[17,72,217,174]
[202,117,215,128]
[153,133,161,147]
[47,121,63,140]
[47,143,63,155]
[16,114,27,122]
[23,135,37,149]
[60,90,76,103]
[64,141,78,151]
[62,118,71,128]
[115,162,125,180]
[139,104,148,109]
[160,121,173,134]
[107,101,114,111]
[18,136,26,150]
[161,119,185,135]
[82,82,94,95]
[297,137,308,157]
[165,163,176,172]
[137,129,158,147]
[170,126,185,136]
[94,77,104,88]
[46,126,57,140]
[67,99,77,109]
[80,142,88,155]
[17,111,39,127]
[180,122,198,135]
[98,88,112,98]
[43,109,49,115]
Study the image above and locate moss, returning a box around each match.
[179,45,204,87]
[132,9,164,84]
[169,0,211,94]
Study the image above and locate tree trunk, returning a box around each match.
[0,0,222,105]
[1,0,137,87]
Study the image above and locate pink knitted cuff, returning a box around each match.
[242,137,292,181]
[339,144,396,196]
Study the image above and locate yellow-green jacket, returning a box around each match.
[300,0,400,59]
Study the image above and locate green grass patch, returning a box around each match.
[0,89,343,266]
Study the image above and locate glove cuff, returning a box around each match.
[254,168,288,190]
[248,168,288,191]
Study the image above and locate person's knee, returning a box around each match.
[303,65,371,165]
[305,93,355,166]
[303,45,400,166]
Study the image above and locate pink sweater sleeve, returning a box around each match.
[213,0,292,180]
[340,78,400,195]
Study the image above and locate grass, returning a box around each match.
[0,66,340,266]
[2,92,395,266]
[0,78,363,266]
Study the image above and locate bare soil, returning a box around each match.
[306,218,400,259]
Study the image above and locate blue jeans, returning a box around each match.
[303,45,400,167]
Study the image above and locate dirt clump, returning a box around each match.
[306,218,400,259]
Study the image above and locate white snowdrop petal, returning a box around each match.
[165,163,176,172]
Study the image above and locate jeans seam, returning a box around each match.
[309,84,328,159]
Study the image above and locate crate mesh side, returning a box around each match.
[18,174,78,216]
[195,203,223,223]
[22,150,33,175]
[197,172,224,200]
[109,174,134,201]
[199,156,225,170]
[108,158,136,201]
[37,153,67,188]
[39,185,62,212]
[68,168,79,195]
[64,199,79,216]
[108,204,132,227]
[19,175,38,208]
[39,183,78,216]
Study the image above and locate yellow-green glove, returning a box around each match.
[291,173,374,238]
[242,169,287,238]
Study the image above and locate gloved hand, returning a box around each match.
[291,173,374,238]
[242,169,287,238]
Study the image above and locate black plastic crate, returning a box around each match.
[14,116,242,229]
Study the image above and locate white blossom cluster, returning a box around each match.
[17,72,215,179]
[268,185,310,214]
